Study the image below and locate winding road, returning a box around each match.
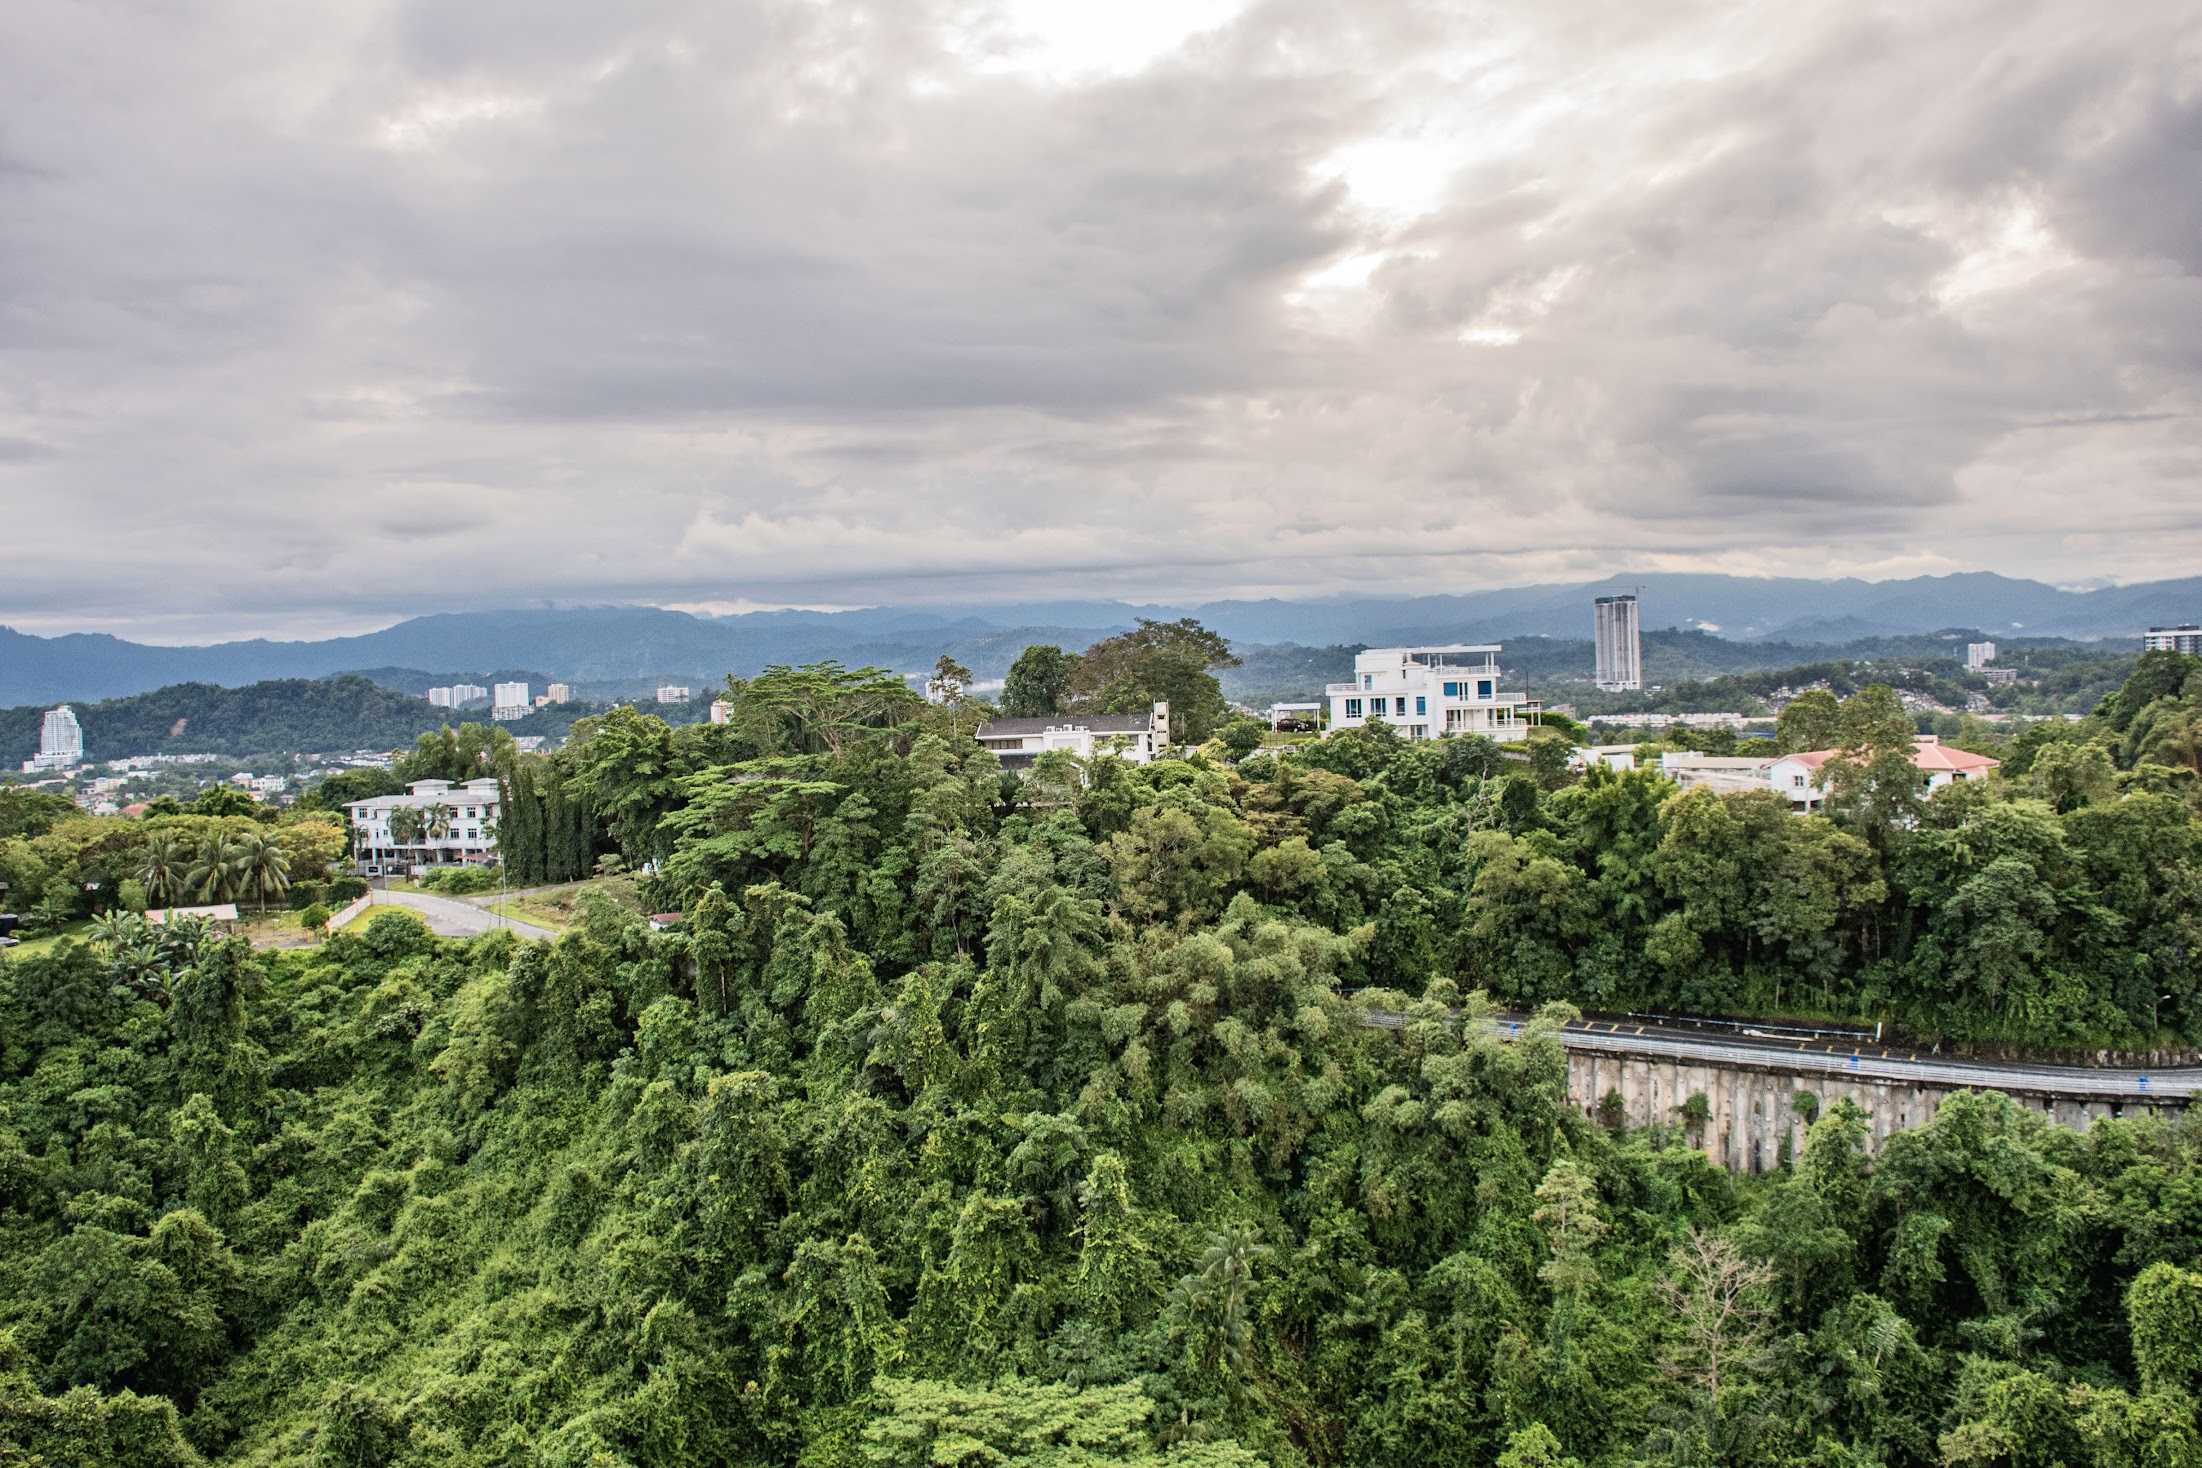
[368,889,560,942]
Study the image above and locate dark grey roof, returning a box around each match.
[976,714,1152,736]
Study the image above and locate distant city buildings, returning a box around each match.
[427,683,489,708]
[546,683,572,703]
[1965,641,1997,670]
[708,698,732,724]
[1328,646,1539,741]
[656,685,691,704]
[1984,668,2018,686]
[2146,625,2202,655]
[1593,595,1643,692]
[491,681,531,721]
[21,705,84,772]
[427,687,454,707]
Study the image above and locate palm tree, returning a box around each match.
[230,830,292,914]
[143,835,190,908]
[387,805,423,863]
[185,834,243,904]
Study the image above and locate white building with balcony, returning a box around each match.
[2146,625,2202,655]
[1326,647,1540,741]
[492,681,531,721]
[346,777,503,876]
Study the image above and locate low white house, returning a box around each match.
[1325,646,1540,742]
[346,777,503,876]
[975,703,1170,769]
[1768,737,2000,812]
[1660,753,1781,797]
[1576,743,1644,772]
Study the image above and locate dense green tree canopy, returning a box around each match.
[0,653,2199,1465]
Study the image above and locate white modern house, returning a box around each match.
[21,705,84,772]
[975,702,1171,769]
[346,777,503,876]
[1325,646,1541,741]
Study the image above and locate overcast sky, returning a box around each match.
[2,0,2197,641]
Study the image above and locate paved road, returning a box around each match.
[1527,1016,2200,1100]
[370,889,560,942]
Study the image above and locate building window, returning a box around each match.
[1345,699,1363,718]
[1395,697,1408,716]
[1362,674,1373,691]
[1415,696,1427,715]
[1477,680,1494,699]
[1442,681,1460,697]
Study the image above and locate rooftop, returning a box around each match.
[977,714,1154,736]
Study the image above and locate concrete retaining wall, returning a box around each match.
[1566,1046,2181,1172]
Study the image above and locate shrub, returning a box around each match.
[297,903,331,936]
[421,866,499,895]
[325,876,369,904]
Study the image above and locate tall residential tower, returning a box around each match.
[21,705,84,773]
[1593,594,1643,692]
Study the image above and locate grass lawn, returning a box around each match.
[1,920,93,959]
[477,876,643,934]
[333,904,425,937]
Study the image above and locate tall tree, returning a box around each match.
[1001,645,1080,718]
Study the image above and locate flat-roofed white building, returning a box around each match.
[1325,646,1539,742]
[346,777,503,876]
[975,702,1170,769]
[1661,753,1777,796]
[657,685,691,704]
[492,681,531,721]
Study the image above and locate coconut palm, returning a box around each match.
[386,805,423,858]
[142,835,190,908]
[230,830,292,914]
[421,802,455,842]
[185,834,244,904]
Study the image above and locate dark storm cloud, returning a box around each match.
[0,0,2197,638]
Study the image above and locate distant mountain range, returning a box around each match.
[4,572,2196,707]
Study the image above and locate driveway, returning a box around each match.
[371,889,560,942]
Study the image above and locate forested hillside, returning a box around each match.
[0,676,590,763]
[3,648,2201,1465]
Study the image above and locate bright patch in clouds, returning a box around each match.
[949,0,1249,82]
